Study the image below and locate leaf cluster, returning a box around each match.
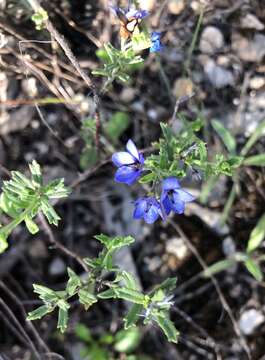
[28,234,179,343]
[0,161,70,253]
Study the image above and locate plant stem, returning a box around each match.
[0,201,37,238]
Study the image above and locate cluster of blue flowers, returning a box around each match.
[112,140,195,224]
[113,7,163,53]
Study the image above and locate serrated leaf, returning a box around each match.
[153,314,179,343]
[24,216,39,235]
[94,234,135,251]
[124,304,143,329]
[27,305,53,320]
[244,258,263,281]
[212,120,236,154]
[57,307,69,333]
[119,271,139,291]
[244,154,265,167]
[113,287,149,306]
[98,288,117,299]
[40,199,60,226]
[78,289,97,310]
[247,214,265,253]
[203,259,236,277]
[33,284,58,303]
[66,268,82,296]
[29,160,43,187]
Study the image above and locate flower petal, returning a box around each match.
[171,200,185,214]
[144,205,160,224]
[126,139,140,161]
[115,166,141,185]
[133,198,147,219]
[162,177,181,191]
[161,195,172,215]
[174,189,195,203]
[112,152,135,167]
[126,9,149,19]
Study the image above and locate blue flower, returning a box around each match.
[125,9,149,19]
[150,32,163,53]
[133,197,162,224]
[161,177,195,215]
[112,139,144,185]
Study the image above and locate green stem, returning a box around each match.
[220,182,237,226]
[0,201,38,238]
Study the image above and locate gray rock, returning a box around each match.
[239,309,265,335]
[49,257,66,276]
[204,59,235,88]
[199,26,224,55]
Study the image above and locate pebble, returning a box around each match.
[249,76,265,90]
[199,26,224,54]
[203,58,234,88]
[239,309,265,335]
[232,33,265,63]
[240,13,264,31]
[165,237,189,260]
[173,77,194,98]
[49,257,66,276]
[168,0,185,15]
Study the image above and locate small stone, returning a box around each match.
[49,257,66,276]
[240,14,264,31]
[239,309,265,335]
[28,240,48,259]
[165,237,189,260]
[203,58,234,88]
[168,0,185,15]
[232,33,265,63]
[173,78,194,98]
[120,87,136,103]
[139,0,155,11]
[199,26,224,54]
[249,76,265,90]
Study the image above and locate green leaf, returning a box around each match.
[113,287,149,306]
[94,234,135,251]
[40,199,61,226]
[153,314,179,343]
[33,284,58,303]
[241,120,265,156]
[247,213,265,253]
[124,304,143,329]
[80,147,98,170]
[57,307,69,333]
[0,232,8,254]
[244,258,263,281]
[66,268,82,296]
[98,288,117,299]
[119,271,140,291]
[114,328,141,353]
[75,323,92,343]
[203,259,236,277]
[24,216,39,235]
[243,154,265,167]
[78,289,97,310]
[29,160,43,187]
[138,173,156,184]
[105,112,130,143]
[150,277,177,296]
[212,120,236,154]
[27,305,53,320]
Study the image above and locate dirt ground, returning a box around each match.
[0,0,265,359]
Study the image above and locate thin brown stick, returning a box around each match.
[169,220,251,360]
[38,213,89,272]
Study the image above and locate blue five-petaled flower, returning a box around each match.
[161,177,195,215]
[133,197,163,224]
[112,139,144,185]
[150,32,163,53]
